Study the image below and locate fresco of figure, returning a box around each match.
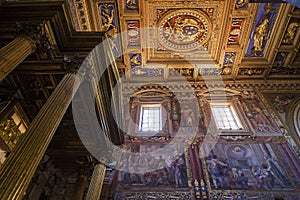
[181,105,195,126]
[207,155,228,189]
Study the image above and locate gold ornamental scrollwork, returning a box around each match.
[0,119,24,150]
[157,9,212,52]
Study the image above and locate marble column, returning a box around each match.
[0,71,85,200]
[0,36,35,81]
[85,163,106,200]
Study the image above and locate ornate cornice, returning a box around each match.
[122,80,300,94]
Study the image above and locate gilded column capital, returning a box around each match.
[15,21,54,60]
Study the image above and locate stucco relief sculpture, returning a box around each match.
[282,22,299,45]
[253,18,269,53]
[235,0,248,9]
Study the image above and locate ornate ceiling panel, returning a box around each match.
[71,0,300,81]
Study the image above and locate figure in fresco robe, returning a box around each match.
[181,105,194,126]
[266,157,291,188]
[207,155,228,189]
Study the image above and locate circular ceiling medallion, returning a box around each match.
[158,9,211,52]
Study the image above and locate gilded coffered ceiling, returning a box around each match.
[70,0,300,81]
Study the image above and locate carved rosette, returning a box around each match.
[158,9,212,52]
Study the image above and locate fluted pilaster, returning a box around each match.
[0,36,35,80]
[0,72,83,200]
[86,163,106,200]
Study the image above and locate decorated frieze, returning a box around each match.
[125,0,139,12]
[198,67,220,76]
[228,19,244,45]
[115,191,193,200]
[238,68,264,76]
[246,3,279,56]
[131,67,163,77]
[68,0,91,31]
[126,20,140,47]
[169,68,194,79]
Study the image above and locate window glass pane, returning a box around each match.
[140,106,161,132]
[211,105,243,130]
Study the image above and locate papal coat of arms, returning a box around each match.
[158,10,211,52]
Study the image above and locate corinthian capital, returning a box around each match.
[15,21,54,60]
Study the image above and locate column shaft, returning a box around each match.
[72,175,88,200]
[0,73,82,200]
[86,163,106,200]
[0,36,35,80]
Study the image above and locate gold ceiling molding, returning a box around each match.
[122,80,300,94]
[68,0,93,31]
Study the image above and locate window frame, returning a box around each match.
[209,101,248,134]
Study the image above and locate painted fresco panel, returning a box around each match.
[240,90,281,134]
[202,142,294,191]
[116,144,189,190]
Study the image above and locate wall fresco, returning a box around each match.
[116,144,189,190]
[203,142,293,191]
[240,90,281,134]
[263,93,298,121]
